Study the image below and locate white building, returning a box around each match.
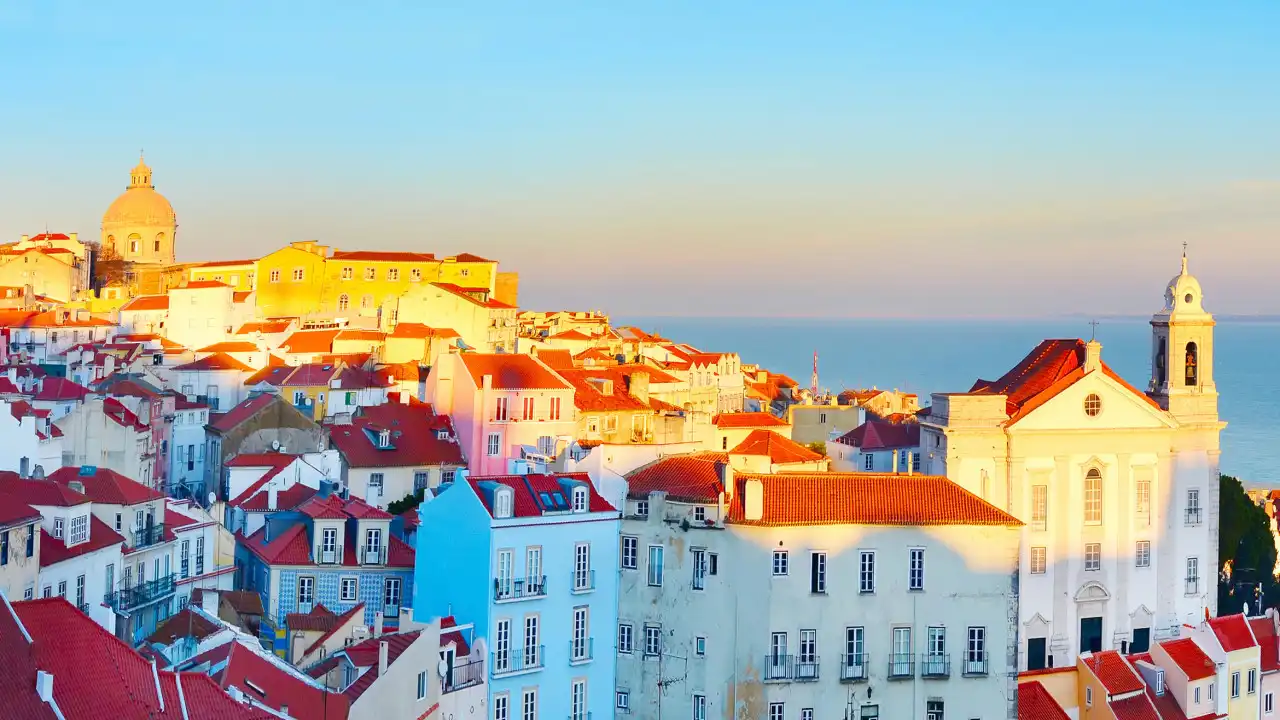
[170,352,252,412]
[57,397,156,487]
[0,494,42,601]
[920,253,1223,670]
[618,458,1022,720]
[166,499,235,608]
[165,281,252,351]
[0,397,63,475]
[117,294,170,335]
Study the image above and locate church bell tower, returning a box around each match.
[1149,250,1218,425]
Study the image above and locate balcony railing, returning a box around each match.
[319,544,344,565]
[571,569,595,593]
[1186,578,1200,595]
[840,653,868,681]
[921,653,950,678]
[1030,518,1047,532]
[76,602,90,614]
[888,653,915,679]
[491,645,545,677]
[494,576,547,602]
[963,652,989,676]
[1186,508,1203,526]
[570,637,594,664]
[361,546,388,565]
[442,658,485,694]
[763,655,820,682]
[132,523,167,549]
[105,573,175,611]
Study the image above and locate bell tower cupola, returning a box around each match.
[1149,247,1218,424]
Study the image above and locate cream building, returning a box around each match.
[921,253,1223,671]
[102,156,178,265]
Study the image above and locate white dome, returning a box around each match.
[1162,254,1206,314]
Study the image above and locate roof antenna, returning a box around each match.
[1089,320,1099,342]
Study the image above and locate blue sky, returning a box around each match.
[2,1,1278,316]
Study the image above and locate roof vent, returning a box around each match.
[36,671,53,702]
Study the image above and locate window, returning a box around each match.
[1265,692,1273,714]
[411,267,422,282]
[1186,557,1200,594]
[53,518,63,539]
[115,513,122,531]
[967,626,987,674]
[801,711,813,720]
[635,500,648,518]
[384,578,402,609]
[621,537,638,569]
[361,294,374,309]
[364,267,376,280]
[644,625,661,656]
[494,693,509,720]
[195,537,204,574]
[1250,668,1258,694]
[909,548,925,591]
[1084,393,1102,416]
[693,695,707,720]
[522,689,537,720]
[1031,484,1048,530]
[1029,546,1047,574]
[799,629,817,670]
[487,433,501,457]
[337,294,349,310]
[859,551,876,593]
[692,548,708,590]
[413,471,430,492]
[494,489,513,518]
[0,532,7,566]
[1084,468,1103,524]
[926,700,945,720]
[863,454,874,470]
[25,527,32,558]
[1232,671,1241,699]
[892,627,912,676]
[298,576,315,606]
[537,435,555,455]
[69,515,87,545]
[618,623,633,653]
[648,546,664,586]
[523,616,539,665]
[1086,686,1094,707]
[811,552,827,593]
[341,266,353,280]
[522,397,534,420]
[494,397,509,421]
[1187,488,1202,525]
[844,626,865,677]
[574,543,591,591]
[616,692,629,712]
[696,636,706,656]
[1085,543,1101,571]
[369,473,384,497]
[772,550,789,576]
[769,703,784,720]
[570,679,586,720]
[387,268,399,281]
[292,268,304,282]
[693,507,706,523]
[572,486,588,513]
[1136,541,1151,568]
[442,469,456,484]
[416,670,426,700]
[1136,479,1151,521]
[57,581,66,598]
[340,577,358,601]
[180,539,190,578]
[549,397,561,420]
[268,269,281,283]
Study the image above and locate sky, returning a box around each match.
[1,1,1279,317]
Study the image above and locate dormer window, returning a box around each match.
[436,429,448,441]
[494,488,513,519]
[572,486,588,513]
[378,429,391,448]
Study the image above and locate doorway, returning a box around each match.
[1080,617,1103,653]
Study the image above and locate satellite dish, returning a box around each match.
[207,492,216,506]
[437,659,449,678]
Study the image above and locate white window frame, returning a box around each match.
[340,576,358,601]
[647,545,664,586]
[772,549,789,576]
[1084,468,1103,524]
[618,623,633,653]
[908,547,925,591]
[1085,543,1101,571]
[621,536,638,570]
[1136,541,1151,568]
[859,550,876,593]
[1030,546,1047,574]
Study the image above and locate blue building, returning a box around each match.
[235,490,415,657]
[414,472,620,720]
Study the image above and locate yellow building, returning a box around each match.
[437,253,497,292]
[189,259,256,290]
[253,241,329,319]
[322,250,440,320]
[101,155,177,265]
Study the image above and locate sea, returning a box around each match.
[616,316,1278,486]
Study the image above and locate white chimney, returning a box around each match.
[201,590,220,616]
[378,640,389,676]
[268,486,278,511]
[906,451,915,476]
[891,449,899,473]
[1085,340,1103,373]
[36,671,53,702]
[744,479,764,522]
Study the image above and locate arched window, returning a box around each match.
[1084,468,1102,524]
[128,233,141,254]
[1155,337,1166,386]
[1185,342,1198,386]
[337,294,349,311]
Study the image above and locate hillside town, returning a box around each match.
[0,157,1265,720]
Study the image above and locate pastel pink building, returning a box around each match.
[428,353,575,475]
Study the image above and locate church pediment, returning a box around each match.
[1009,370,1178,432]
[1074,581,1111,603]
[1023,612,1052,630]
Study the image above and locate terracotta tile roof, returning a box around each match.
[713,411,789,428]
[459,353,572,390]
[25,232,72,242]
[47,465,163,505]
[331,250,436,262]
[468,473,617,518]
[1017,681,1070,720]
[835,420,921,450]
[0,493,40,528]
[329,403,460,472]
[431,282,512,309]
[164,505,203,529]
[303,603,366,656]
[730,430,825,465]
[174,352,253,372]
[195,258,255,268]
[1159,637,1219,680]
[627,453,727,503]
[0,598,60,719]
[559,367,659,412]
[1082,649,1146,695]
[388,322,435,339]
[574,347,617,364]
[1250,617,1280,673]
[332,365,392,390]
[0,473,90,507]
[203,640,349,719]
[236,320,294,335]
[532,348,573,369]
[180,280,230,289]
[281,362,343,387]
[334,329,385,342]
[549,329,593,341]
[233,291,252,303]
[244,361,293,387]
[189,589,265,617]
[280,329,340,354]
[344,496,393,520]
[298,495,351,520]
[449,252,492,262]
[31,377,91,402]
[40,515,125,566]
[209,393,278,432]
[197,341,259,353]
[236,483,317,512]
[1209,614,1258,652]
[147,607,223,645]
[338,631,422,701]
[1109,694,1161,720]
[119,294,170,312]
[237,524,314,565]
[286,603,339,631]
[726,472,1023,527]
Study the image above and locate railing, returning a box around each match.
[763,655,819,681]
[1186,508,1203,526]
[442,658,485,694]
[1186,578,1200,595]
[76,602,90,614]
[571,569,595,593]
[888,653,915,679]
[319,544,344,565]
[494,576,547,602]
[840,653,868,681]
[132,523,167,549]
[384,603,400,618]
[920,653,950,678]
[1030,518,1047,532]
[567,714,592,720]
[963,652,989,676]
[491,645,545,677]
[105,574,176,611]
[362,546,387,565]
[570,637,594,663]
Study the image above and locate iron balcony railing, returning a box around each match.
[319,544,344,565]
[888,653,915,679]
[1186,577,1200,595]
[840,653,868,681]
[491,644,545,677]
[442,658,485,694]
[1186,508,1203,526]
[571,569,595,593]
[570,637,594,664]
[494,576,547,602]
[105,573,176,611]
[921,653,950,678]
[361,545,388,565]
[132,523,167,549]
[963,652,990,676]
[763,654,820,681]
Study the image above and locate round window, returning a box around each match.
[1084,393,1102,417]
[1185,293,1194,304]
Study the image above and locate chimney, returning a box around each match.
[378,640,389,676]
[756,370,767,383]
[36,671,53,702]
[268,485,279,510]
[69,232,77,242]
[20,235,29,243]
[1084,340,1103,373]
[906,451,915,476]
[201,589,220,616]
[744,479,764,522]
[482,374,493,390]
[628,372,650,404]
[890,449,899,473]
[718,462,736,499]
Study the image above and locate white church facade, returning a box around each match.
[921,253,1223,671]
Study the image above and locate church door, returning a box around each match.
[1080,617,1103,653]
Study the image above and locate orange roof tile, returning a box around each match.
[196,341,258,353]
[459,353,571,390]
[627,453,728,503]
[119,295,169,312]
[1081,650,1145,695]
[279,329,340,354]
[449,253,492,263]
[1209,614,1258,652]
[173,352,252,372]
[534,348,575,369]
[1159,637,1218,680]
[713,411,788,428]
[730,430,825,465]
[236,320,294,335]
[178,280,230,289]
[1018,681,1070,720]
[331,250,436,262]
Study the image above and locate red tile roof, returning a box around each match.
[286,603,339,631]
[196,258,255,268]
[335,329,385,342]
[1109,693,1161,720]
[147,607,223,645]
[233,291,252,303]
[48,465,163,505]
[1082,649,1146,695]
[202,640,349,719]
[1209,614,1258,652]
[549,329,593,341]
[0,493,40,528]
[431,282,512,309]
[713,411,789,428]
[0,597,60,719]
[303,603,366,656]
[244,362,293,387]
[450,252,492,263]
[627,453,727,503]
[338,631,422,701]
[197,341,259,353]
[119,294,170,312]
[726,472,1023,527]
[279,329,340,354]
[174,352,253,372]
[298,495,350,520]
[534,348,575,369]
[209,393,278,432]
[731,430,825,465]
[1017,681,1070,720]
[40,516,125,566]
[237,320,294,335]
[31,376,91,402]
[281,362,343,387]
[236,483,317,512]
[468,473,617,518]
[1250,617,1280,673]
[331,250,436,262]
[1159,637,1219,680]
[835,420,921,450]
[189,589,265,617]
[459,353,572,390]
[180,280,230,289]
[25,232,72,242]
[0,474,90,507]
[237,520,414,568]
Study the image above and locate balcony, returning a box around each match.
[963,652,989,676]
[132,523,167,549]
[763,655,820,682]
[319,544,344,565]
[888,653,915,679]
[920,653,950,678]
[442,658,484,694]
[840,653,868,682]
[494,576,547,602]
[1186,578,1200,596]
[491,645,545,677]
[570,569,595,594]
[105,574,175,611]
[1185,508,1203,526]
[361,546,387,566]
[570,637,594,664]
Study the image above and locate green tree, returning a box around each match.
[805,441,827,457]
[1218,474,1278,613]
[386,489,425,516]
